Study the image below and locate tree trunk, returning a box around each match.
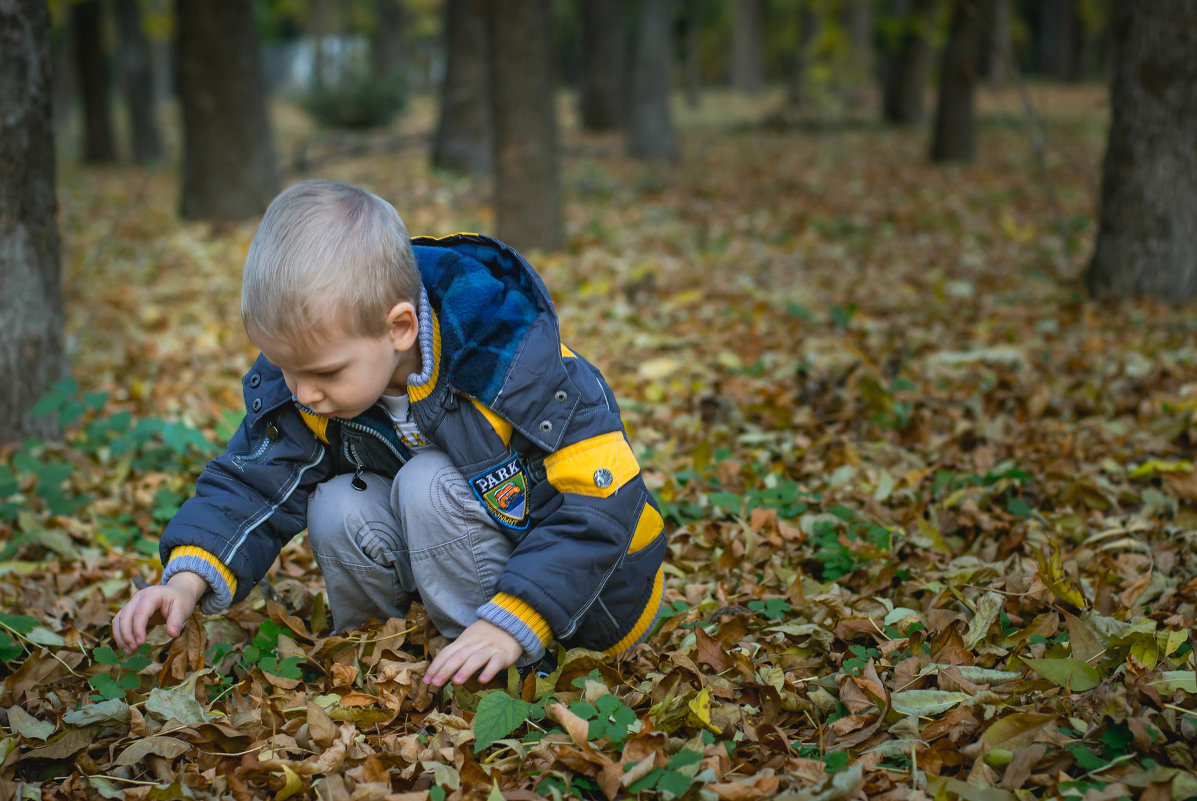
[578,0,626,129]
[626,0,678,161]
[978,0,1011,88]
[1034,0,1079,81]
[731,0,765,95]
[486,0,563,252]
[0,0,67,443]
[785,4,818,108]
[1086,1,1197,303]
[176,0,279,221]
[682,2,700,108]
[72,0,117,163]
[930,0,980,162]
[432,0,490,176]
[114,0,163,164]
[371,0,404,81]
[840,0,874,108]
[882,0,936,125]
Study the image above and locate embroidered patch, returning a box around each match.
[470,455,531,530]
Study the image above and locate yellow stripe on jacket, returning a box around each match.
[605,567,664,655]
[544,431,640,499]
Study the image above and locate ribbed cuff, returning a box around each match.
[162,546,236,614]
[476,592,552,661]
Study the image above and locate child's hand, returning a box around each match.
[112,571,208,654]
[424,619,524,687]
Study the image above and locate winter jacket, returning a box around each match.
[159,233,667,657]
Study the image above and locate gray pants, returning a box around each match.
[307,449,516,646]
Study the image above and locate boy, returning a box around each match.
[111,180,667,687]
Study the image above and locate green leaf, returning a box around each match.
[1022,657,1101,692]
[656,770,693,797]
[668,748,704,769]
[889,690,970,717]
[0,614,38,635]
[473,692,532,752]
[0,633,23,662]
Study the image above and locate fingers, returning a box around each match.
[477,652,511,685]
[451,649,494,686]
[426,643,467,687]
[165,599,188,638]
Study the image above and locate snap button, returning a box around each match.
[251,398,263,412]
[593,468,613,488]
[248,372,261,388]
[554,390,568,403]
[266,423,279,440]
[539,420,553,433]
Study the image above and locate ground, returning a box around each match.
[1,85,1194,800]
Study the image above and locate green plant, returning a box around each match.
[89,645,152,701]
[242,620,303,679]
[625,748,703,797]
[0,613,39,663]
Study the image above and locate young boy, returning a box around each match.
[111,180,667,687]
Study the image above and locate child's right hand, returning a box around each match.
[112,571,208,654]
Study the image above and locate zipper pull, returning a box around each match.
[349,443,368,491]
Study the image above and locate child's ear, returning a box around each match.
[386,301,419,351]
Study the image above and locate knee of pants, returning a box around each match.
[307,472,403,561]
[392,450,496,548]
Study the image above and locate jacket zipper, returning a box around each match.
[297,402,408,479]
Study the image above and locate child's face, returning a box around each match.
[248,303,420,419]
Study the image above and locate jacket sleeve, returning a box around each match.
[473,353,665,655]
[159,403,331,614]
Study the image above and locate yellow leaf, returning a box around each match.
[1128,459,1193,479]
[274,764,303,801]
[686,687,722,734]
[638,357,681,380]
[1130,637,1159,669]
[1033,547,1086,608]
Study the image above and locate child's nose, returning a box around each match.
[295,379,323,406]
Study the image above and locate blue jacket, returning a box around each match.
[160,234,667,657]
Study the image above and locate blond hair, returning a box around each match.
[241,180,419,343]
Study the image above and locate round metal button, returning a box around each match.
[248,373,261,388]
[593,468,613,488]
[265,423,279,440]
[539,420,553,433]
[554,390,568,403]
[251,398,263,412]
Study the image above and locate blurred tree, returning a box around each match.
[578,0,626,129]
[371,0,405,82]
[1086,1,1197,302]
[839,0,874,107]
[0,0,66,442]
[1032,0,1079,81]
[114,0,164,164]
[782,1,818,109]
[626,0,678,160]
[433,0,490,176]
[929,0,979,162]
[681,2,701,107]
[487,0,564,251]
[731,0,765,95]
[978,0,1010,87]
[73,0,118,163]
[177,0,279,220]
[881,0,937,125]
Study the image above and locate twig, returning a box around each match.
[0,620,84,678]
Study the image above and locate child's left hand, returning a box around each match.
[424,619,524,687]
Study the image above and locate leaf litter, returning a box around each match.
[0,86,1194,800]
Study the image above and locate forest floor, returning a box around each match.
[2,85,1196,800]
